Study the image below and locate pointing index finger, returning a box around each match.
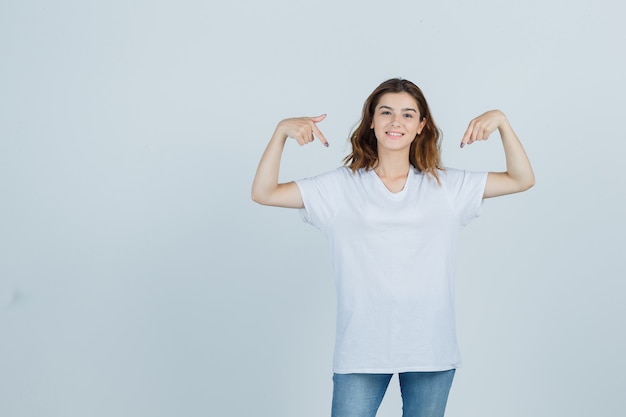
[460,123,474,148]
[312,123,329,147]
[309,114,329,147]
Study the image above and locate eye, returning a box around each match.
[403,113,413,118]
[381,110,391,115]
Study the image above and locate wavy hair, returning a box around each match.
[343,78,443,183]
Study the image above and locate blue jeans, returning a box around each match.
[331,370,455,417]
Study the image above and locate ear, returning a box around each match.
[417,118,427,134]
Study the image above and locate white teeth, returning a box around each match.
[387,132,403,137]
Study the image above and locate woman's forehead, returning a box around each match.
[376,92,419,109]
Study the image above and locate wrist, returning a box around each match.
[272,125,289,143]
[497,113,512,136]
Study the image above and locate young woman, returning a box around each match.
[251,78,534,417]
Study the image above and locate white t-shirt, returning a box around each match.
[295,166,488,374]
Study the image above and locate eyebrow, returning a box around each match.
[378,105,417,113]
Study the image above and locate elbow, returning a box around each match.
[511,168,535,192]
[520,175,535,192]
[526,171,536,190]
[250,189,264,205]
[251,188,271,206]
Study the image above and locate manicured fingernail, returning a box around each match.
[324,142,329,147]
[460,143,465,148]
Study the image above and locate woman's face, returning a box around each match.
[370,92,426,153]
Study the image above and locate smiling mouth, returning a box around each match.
[386,132,404,137]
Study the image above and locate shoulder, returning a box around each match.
[438,167,462,179]
[295,167,356,210]
[439,167,487,184]
[409,167,460,188]
[437,167,488,204]
[316,166,354,181]
[315,166,365,181]
[296,166,355,192]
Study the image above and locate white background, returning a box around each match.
[1,0,625,416]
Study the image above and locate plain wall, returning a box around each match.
[1,0,625,416]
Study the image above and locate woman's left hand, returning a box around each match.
[460,109,507,148]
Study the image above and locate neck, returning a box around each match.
[374,153,411,178]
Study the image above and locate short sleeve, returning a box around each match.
[441,168,488,226]
[294,168,345,231]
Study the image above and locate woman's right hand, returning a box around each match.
[277,114,330,147]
